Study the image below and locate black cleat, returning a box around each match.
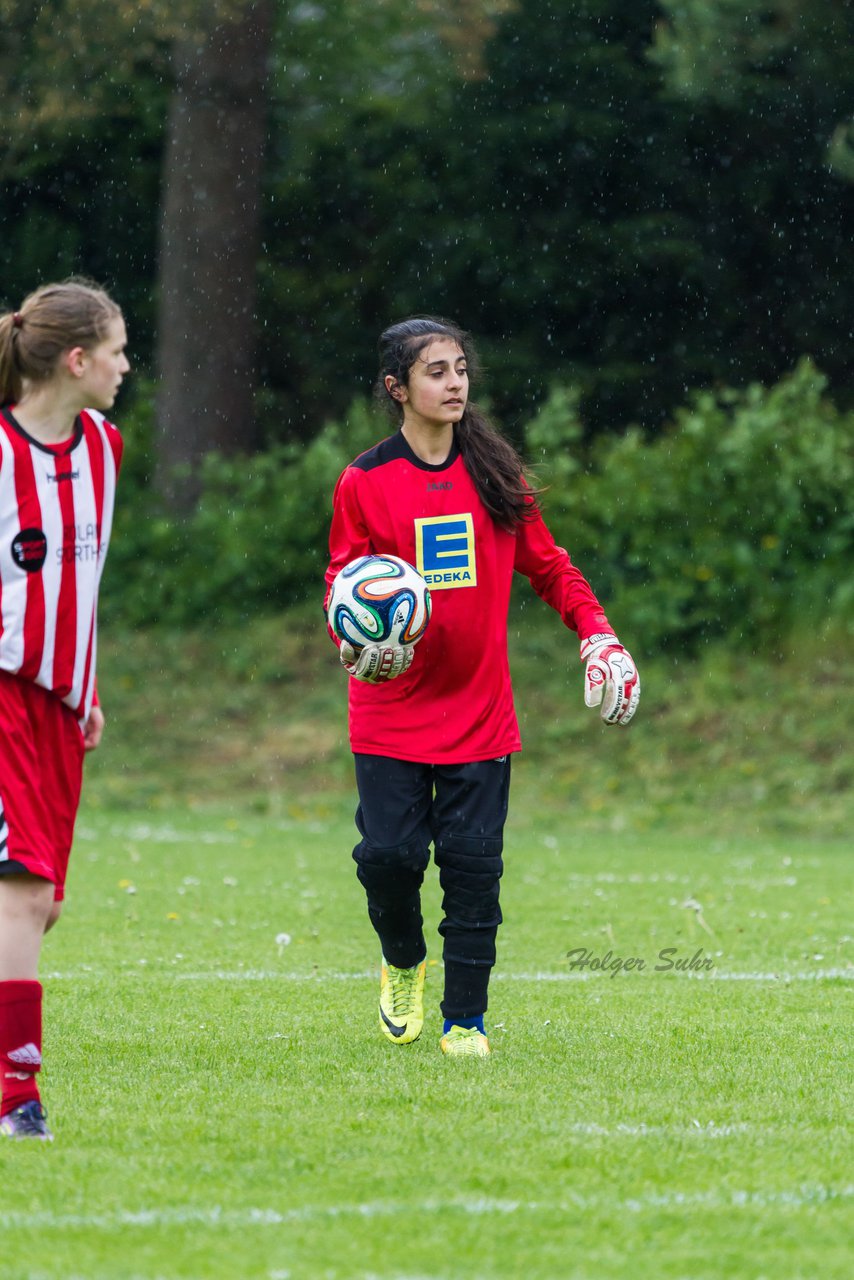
[0,1100,54,1141]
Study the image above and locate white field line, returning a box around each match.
[4,1186,852,1233]
[43,967,854,983]
[565,1121,752,1137]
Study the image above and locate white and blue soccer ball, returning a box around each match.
[328,554,431,650]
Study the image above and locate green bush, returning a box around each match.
[100,397,381,626]
[101,361,852,649]
[526,359,853,649]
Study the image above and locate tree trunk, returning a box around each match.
[155,0,273,509]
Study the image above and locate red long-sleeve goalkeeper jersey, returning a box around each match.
[325,430,612,764]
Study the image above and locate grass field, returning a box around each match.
[2,617,851,1279]
[4,805,851,1280]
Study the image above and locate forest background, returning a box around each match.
[0,0,851,647]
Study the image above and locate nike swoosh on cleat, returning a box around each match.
[380,1007,407,1037]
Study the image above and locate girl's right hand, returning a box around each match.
[340,641,414,684]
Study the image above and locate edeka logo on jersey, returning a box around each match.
[414,513,477,590]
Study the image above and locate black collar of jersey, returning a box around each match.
[0,404,84,456]
[351,428,461,474]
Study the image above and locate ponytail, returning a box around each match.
[376,315,541,531]
[0,312,24,405]
[0,278,121,404]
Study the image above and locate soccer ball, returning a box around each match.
[327,554,431,650]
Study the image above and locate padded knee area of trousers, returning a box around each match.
[435,834,504,930]
[355,842,427,914]
[352,838,430,873]
[356,860,425,911]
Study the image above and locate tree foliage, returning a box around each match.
[527,358,853,648]
[102,361,853,652]
[0,0,852,467]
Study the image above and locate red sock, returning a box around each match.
[0,980,43,1117]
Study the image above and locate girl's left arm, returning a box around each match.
[513,505,611,642]
[515,506,641,726]
[83,704,105,751]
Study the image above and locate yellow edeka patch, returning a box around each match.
[414,513,477,590]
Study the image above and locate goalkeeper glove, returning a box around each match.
[580,633,640,726]
[340,640,414,684]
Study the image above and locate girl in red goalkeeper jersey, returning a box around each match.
[0,280,127,1140]
[325,317,639,1058]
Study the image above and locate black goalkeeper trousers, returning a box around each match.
[352,753,511,1021]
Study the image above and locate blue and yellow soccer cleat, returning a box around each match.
[0,1100,54,1141]
[440,1025,490,1058]
[379,958,426,1044]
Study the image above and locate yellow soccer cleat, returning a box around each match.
[440,1025,490,1058]
[379,958,426,1044]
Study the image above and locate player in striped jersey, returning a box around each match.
[0,281,127,1140]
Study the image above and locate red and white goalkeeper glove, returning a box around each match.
[580,633,640,726]
[340,640,414,684]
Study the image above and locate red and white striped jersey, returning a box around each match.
[0,405,122,723]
